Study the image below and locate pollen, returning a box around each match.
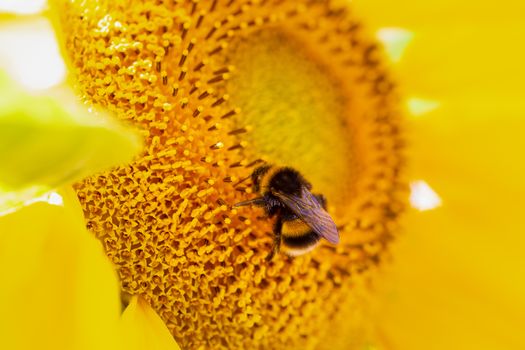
[52,0,405,349]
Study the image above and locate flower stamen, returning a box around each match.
[53,0,406,348]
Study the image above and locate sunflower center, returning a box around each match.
[226,29,352,205]
[55,0,407,349]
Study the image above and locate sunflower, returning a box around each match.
[1,0,524,349]
[47,0,406,348]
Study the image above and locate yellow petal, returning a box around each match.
[120,296,181,350]
[378,208,525,350]
[355,0,525,119]
[0,71,142,213]
[0,187,122,350]
[353,0,525,349]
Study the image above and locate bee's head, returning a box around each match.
[269,167,311,196]
[251,165,271,193]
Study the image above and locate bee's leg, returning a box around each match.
[314,193,328,209]
[232,197,265,208]
[266,218,283,261]
[263,194,282,218]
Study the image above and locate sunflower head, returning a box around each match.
[51,0,406,348]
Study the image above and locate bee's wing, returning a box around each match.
[274,188,340,244]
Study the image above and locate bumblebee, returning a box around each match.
[234,165,339,260]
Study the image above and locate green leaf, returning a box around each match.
[0,71,142,213]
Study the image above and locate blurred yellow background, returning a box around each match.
[354,0,525,348]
